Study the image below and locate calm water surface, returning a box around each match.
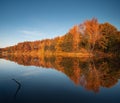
[0,56,120,103]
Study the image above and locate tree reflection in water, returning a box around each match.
[1,55,120,93]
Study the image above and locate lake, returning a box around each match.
[0,55,120,103]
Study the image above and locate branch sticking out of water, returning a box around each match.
[12,79,21,99]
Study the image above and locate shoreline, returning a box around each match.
[0,51,92,57]
[0,51,114,58]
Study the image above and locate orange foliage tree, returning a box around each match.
[79,18,100,53]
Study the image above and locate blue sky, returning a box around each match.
[0,0,120,48]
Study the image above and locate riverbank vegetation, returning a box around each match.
[0,18,120,57]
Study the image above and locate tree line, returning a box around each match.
[1,18,120,56]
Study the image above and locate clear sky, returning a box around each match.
[0,0,120,48]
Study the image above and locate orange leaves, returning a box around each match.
[79,18,100,52]
[69,25,82,51]
[84,18,99,42]
[69,25,79,35]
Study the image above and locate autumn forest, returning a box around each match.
[0,18,120,57]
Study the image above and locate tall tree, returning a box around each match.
[99,22,118,52]
[69,25,81,52]
[80,18,100,53]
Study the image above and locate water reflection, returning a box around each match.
[1,55,120,93]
